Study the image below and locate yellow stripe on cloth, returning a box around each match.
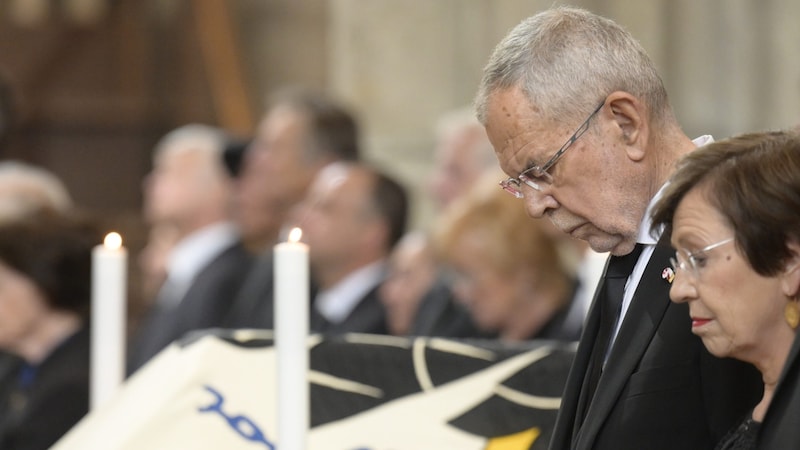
[484,427,540,450]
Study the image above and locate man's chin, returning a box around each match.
[583,235,623,254]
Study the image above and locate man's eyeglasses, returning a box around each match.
[500,100,605,198]
[670,237,734,280]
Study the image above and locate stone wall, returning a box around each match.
[217,0,800,230]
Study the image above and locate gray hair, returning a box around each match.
[153,124,229,163]
[475,6,671,126]
[0,161,73,223]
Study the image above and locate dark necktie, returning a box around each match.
[577,243,644,426]
[601,243,645,349]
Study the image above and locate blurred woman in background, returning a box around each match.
[434,173,580,342]
[0,213,100,450]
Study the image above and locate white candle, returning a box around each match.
[90,231,128,411]
[274,227,309,450]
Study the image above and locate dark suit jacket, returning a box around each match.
[0,327,89,450]
[311,284,388,335]
[547,244,762,450]
[533,287,583,342]
[222,251,277,329]
[222,251,318,329]
[757,330,800,449]
[409,277,485,338]
[128,242,252,373]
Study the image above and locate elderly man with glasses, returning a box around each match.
[475,6,761,450]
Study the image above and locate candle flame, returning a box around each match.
[104,232,123,250]
[288,227,303,243]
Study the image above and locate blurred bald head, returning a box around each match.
[300,162,408,288]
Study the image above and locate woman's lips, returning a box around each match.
[691,318,712,328]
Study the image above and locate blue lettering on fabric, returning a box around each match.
[198,385,276,449]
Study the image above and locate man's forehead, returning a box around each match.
[485,108,546,173]
[486,84,541,116]
[487,89,545,134]
[260,107,307,138]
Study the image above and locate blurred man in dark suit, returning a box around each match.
[128,124,252,373]
[223,88,360,329]
[301,162,408,334]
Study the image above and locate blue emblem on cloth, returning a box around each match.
[198,385,275,449]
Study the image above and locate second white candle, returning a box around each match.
[274,227,309,450]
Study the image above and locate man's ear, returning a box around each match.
[605,91,647,162]
[782,240,800,298]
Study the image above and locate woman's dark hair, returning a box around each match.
[0,213,101,318]
[651,130,800,276]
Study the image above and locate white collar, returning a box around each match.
[162,222,239,304]
[314,261,386,324]
[637,134,714,245]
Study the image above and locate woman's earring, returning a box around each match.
[786,299,800,330]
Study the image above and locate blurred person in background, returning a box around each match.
[136,223,180,311]
[379,231,439,336]
[434,172,580,342]
[429,108,601,334]
[224,87,361,329]
[301,162,407,335]
[428,107,497,211]
[234,87,360,254]
[425,107,597,338]
[381,230,484,338]
[0,161,72,223]
[128,124,252,373]
[133,135,249,321]
[0,161,74,414]
[393,108,499,338]
[0,213,100,450]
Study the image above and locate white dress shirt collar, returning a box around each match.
[637,134,713,246]
[160,222,239,306]
[610,135,714,349]
[314,260,387,324]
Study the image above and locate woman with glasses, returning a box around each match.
[651,130,800,450]
[433,171,580,342]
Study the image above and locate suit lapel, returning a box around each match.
[333,285,387,334]
[571,271,607,428]
[575,244,674,447]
